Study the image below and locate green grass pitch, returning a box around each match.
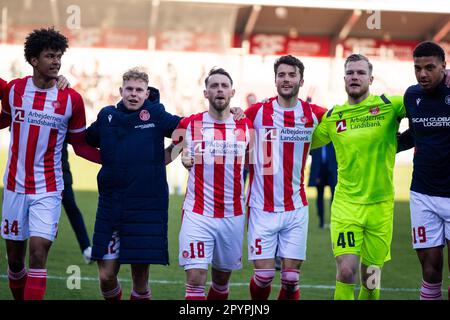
[0,152,448,300]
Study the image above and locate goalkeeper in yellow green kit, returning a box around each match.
[312,54,405,300]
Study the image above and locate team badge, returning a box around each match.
[300,116,308,123]
[369,107,380,115]
[445,95,450,105]
[182,250,189,258]
[336,119,347,133]
[108,114,113,123]
[52,101,60,109]
[416,98,421,106]
[139,110,150,121]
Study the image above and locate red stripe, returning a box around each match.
[262,104,274,212]
[25,125,40,194]
[283,110,295,211]
[192,115,204,214]
[299,142,310,206]
[32,91,46,111]
[13,77,28,108]
[44,128,58,192]
[233,122,246,215]
[301,100,314,128]
[213,123,226,218]
[7,122,21,191]
[55,90,69,115]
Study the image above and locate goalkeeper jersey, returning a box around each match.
[312,94,405,204]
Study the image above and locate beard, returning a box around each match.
[346,85,369,100]
[278,83,300,100]
[210,97,230,112]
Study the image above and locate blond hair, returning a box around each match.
[122,68,149,84]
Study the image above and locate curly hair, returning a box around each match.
[24,27,68,64]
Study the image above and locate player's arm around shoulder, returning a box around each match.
[311,105,331,149]
[85,106,115,148]
[386,94,406,119]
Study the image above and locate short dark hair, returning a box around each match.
[204,67,233,87]
[24,27,69,64]
[274,55,305,78]
[345,54,373,75]
[413,41,445,62]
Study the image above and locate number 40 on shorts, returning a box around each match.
[337,231,355,248]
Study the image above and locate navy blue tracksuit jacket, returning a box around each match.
[86,87,180,264]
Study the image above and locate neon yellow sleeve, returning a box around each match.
[312,117,331,149]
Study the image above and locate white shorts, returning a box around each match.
[1,189,62,241]
[410,191,450,249]
[247,206,309,261]
[101,231,120,260]
[179,210,244,271]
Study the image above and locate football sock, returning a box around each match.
[207,281,229,300]
[334,281,355,300]
[358,285,380,300]
[278,268,300,300]
[8,267,27,300]
[185,284,206,300]
[102,283,122,300]
[24,269,47,300]
[130,288,151,300]
[250,268,275,300]
[420,280,442,300]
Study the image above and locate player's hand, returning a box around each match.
[230,107,245,120]
[56,75,70,90]
[445,69,450,87]
[181,149,194,170]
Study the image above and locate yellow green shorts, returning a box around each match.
[330,197,394,267]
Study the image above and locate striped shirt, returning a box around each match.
[175,112,252,218]
[1,76,86,194]
[245,97,326,212]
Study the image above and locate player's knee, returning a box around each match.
[423,265,443,283]
[7,259,25,273]
[28,249,48,268]
[99,268,118,285]
[338,265,357,283]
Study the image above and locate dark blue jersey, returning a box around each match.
[404,78,450,197]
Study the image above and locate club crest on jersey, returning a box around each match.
[108,114,113,123]
[14,109,25,122]
[336,119,347,133]
[416,98,421,106]
[300,116,308,123]
[139,110,150,121]
[52,101,60,109]
[445,95,450,105]
[369,107,380,115]
[182,250,189,258]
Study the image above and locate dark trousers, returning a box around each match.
[315,184,335,228]
[62,184,91,252]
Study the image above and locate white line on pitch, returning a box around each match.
[0,274,419,292]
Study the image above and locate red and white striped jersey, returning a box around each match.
[1,76,87,194]
[245,97,327,212]
[175,112,253,218]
